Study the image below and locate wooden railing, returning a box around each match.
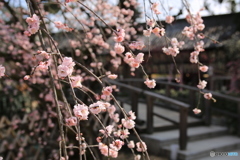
[113,78,240,136]
[107,79,189,150]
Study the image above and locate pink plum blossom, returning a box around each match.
[65,117,77,126]
[165,16,174,24]
[57,57,75,78]
[99,125,113,137]
[143,28,152,37]
[144,79,156,89]
[111,139,124,150]
[24,75,30,80]
[121,118,135,129]
[57,65,72,78]
[146,19,156,27]
[0,65,5,77]
[199,65,208,72]
[193,108,201,114]
[204,93,212,100]
[129,41,145,50]
[25,14,40,36]
[73,104,89,120]
[89,101,106,114]
[114,43,125,54]
[136,141,147,152]
[54,21,73,32]
[108,74,118,79]
[134,53,144,63]
[107,105,116,114]
[102,86,113,96]
[128,140,135,148]
[151,2,161,14]
[70,76,82,88]
[128,111,136,120]
[135,155,141,160]
[197,80,207,89]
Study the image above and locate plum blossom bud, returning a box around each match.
[96,137,102,143]
[204,93,212,100]
[24,75,30,80]
[128,140,135,148]
[108,74,118,79]
[199,65,208,72]
[135,155,141,160]
[193,108,201,114]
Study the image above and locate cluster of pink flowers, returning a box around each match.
[181,11,214,103]
[143,20,165,38]
[144,78,156,89]
[113,128,130,139]
[182,12,205,40]
[73,104,89,120]
[162,38,184,57]
[37,50,50,59]
[151,2,161,14]
[0,65,5,78]
[143,19,166,38]
[54,21,73,32]
[36,60,51,72]
[57,57,75,78]
[24,14,40,36]
[89,101,111,114]
[129,41,145,50]
[124,52,144,69]
[99,142,119,158]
